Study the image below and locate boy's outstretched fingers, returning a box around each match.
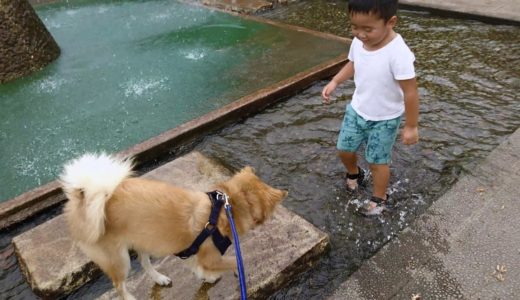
[322,97,330,104]
[321,89,331,104]
[322,81,337,104]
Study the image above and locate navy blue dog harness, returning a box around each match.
[175,191,232,259]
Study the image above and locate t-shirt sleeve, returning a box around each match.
[347,38,357,62]
[392,47,415,80]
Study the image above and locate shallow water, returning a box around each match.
[195,1,520,298]
[1,0,519,299]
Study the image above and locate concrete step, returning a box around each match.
[13,152,329,299]
[400,0,520,24]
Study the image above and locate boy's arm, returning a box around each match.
[322,61,354,103]
[332,60,355,84]
[399,78,419,145]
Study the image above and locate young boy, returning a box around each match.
[322,0,419,216]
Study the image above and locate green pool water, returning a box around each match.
[0,0,345,202]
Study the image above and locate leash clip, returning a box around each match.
[215,190,230,208]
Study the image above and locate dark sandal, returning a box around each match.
[345,166,365,191]
[358,194,394,217]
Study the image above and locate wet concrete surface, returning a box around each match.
[400,0,520,24]
[201,0,273,14]
[329,128,520,299]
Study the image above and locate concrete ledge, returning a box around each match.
[13,152,329,298]
[400,0,520,25]
[202,0,273,14]
[328,128,520,299]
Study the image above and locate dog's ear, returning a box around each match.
[269,188,288,206]
[242,166,256,174]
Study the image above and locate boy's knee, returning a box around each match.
[337,150,356,160]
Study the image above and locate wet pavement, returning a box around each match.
[329,127,520,299]
[259,1,520,298]
[400,0,520,24]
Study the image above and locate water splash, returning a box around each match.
[122,77,168,97]
[36,77,67,94]
[151,12,172,22]
[183,50,206,60]
[97,6,110,14]
[65,9,79,17]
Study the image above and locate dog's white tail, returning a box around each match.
[60,153,134,243]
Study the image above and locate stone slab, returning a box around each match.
[328,128,520,299]
[13,152,329,299]
[99,204,327,300]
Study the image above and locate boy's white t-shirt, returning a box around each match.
[348,34,415,121]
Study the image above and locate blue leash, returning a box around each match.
[224,195,247,300]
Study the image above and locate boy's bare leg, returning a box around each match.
[338,151,360,190]
[338,151,358,173]
[369,163,390,200]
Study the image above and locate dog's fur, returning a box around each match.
[60,153,287,300]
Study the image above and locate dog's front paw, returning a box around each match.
[205,274,222,284]
[153,273,172,286]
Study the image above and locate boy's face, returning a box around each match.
[350,12,397,50]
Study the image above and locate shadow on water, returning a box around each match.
[1,0,519,299]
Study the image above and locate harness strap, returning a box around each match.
[175,191,232,259]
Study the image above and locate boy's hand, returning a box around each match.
[401,125,419,145]
[321,81,338,104]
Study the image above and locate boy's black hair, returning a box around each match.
[348,0,398,22]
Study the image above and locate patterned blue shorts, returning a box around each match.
[337,105,401,164]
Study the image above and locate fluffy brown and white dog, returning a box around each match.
[60,153,287,300]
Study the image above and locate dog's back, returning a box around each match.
[61,153,210,256]
[103,177,210,256]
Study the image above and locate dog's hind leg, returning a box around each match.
[138,252,172,286]
[108,247,136,300]
[83,244,136,300]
